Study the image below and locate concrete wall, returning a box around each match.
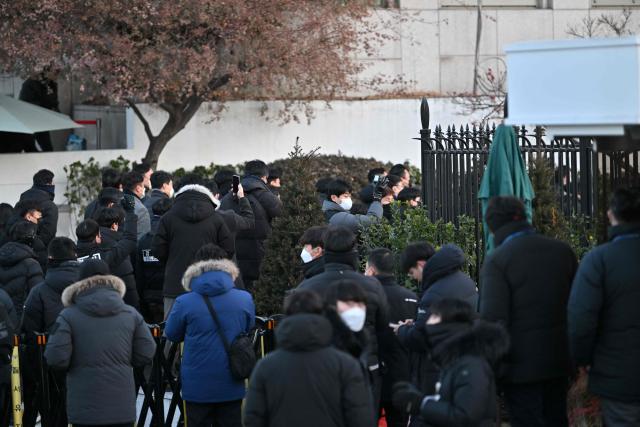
[364,1,638,94]
[0,97,489,236]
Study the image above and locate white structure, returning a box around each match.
[506,36,640,138]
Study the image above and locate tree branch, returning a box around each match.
[125,99,156,141]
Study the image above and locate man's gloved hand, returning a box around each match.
[121,194,136,212]
[373,175,390,202]
[392,381,424,415]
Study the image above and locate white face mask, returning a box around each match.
[300,248,314,264]
[340,307,366,332]
[169,187,175,198]
[339,197,353,212]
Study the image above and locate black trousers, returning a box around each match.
[503,377,568,427]
[601,398,640,427]
[185,400,242,427]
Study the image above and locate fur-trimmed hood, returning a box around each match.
[428,320,510,369]
[61,274,126,307]
[176,184,220,208]
[182,259,239,295]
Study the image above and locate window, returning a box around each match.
[441,0,538,6]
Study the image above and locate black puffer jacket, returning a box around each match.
[136,215,164,304]
[0,242,43,319]
[398,244,478,395]
[152,185,234,298]
[244,314,374,427]
[19,186,58,246]
[302,256,325,279]
[568,223,640,402]
[84,187,124,220]
[417,321,509,427]
[44,275,155,425]
[220,176,282,283]
[377,274,418,400]
[22,261,79,334]
[480,221,577,384]
[76,210,138,309]
[0,289,14,384]
[297,250,389,370]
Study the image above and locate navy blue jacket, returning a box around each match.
[165,259,255,403]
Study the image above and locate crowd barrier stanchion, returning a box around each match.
[35,333,50,426]
[11,335,23,427]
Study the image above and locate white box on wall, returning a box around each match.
[505,36,640,137]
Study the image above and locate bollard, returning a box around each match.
[11,335,23,427]
[35,333,50,426]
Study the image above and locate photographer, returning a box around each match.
[322,178,392,234]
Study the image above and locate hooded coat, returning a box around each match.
[243,314,374,427]
[297,250,389,370]
[0,241,43,319]
[568,223,640,402]
[22,260,79,334]
[219,176,282,284]
[44,275,156,425]
[480,221,577,384]
[416,321,509,427]
[76,210,138,308]
[322,200,383,234]
[152,184,235,298]
[164,259,255,403]
[19,185,58,246]
[397,244,478,395]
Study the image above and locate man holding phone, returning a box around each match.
[220,160,283,291]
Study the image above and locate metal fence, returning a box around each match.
[417,98,640,270]
[1,317,281,427]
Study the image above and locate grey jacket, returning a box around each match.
[44,275,156,424]
[134,195,151,240]
[322,200,383,234]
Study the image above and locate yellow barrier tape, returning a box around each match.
[11,344,23,427]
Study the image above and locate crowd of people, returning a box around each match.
[0,160,639,427]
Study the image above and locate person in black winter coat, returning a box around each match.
[152,183,234,317]
[204,179,255,253]
[137,198,173,323]
[19,169,58,246]
[219,160,282,291]
[22,237,79,335]
[297,226,389,413]
[568,188,640,425]
[396,243,478,404]
[84,168,123,220]
[299,225,327,279]
[365,248,418,427]
[393,299,509,427]
[22,237,77,427]
[5,202,48,271]
[44,270,156,427]
[244,290,374,427]
[479,196,577,427]
[0,221,44,319]
[0,289,14,417]
[76,198,139,309]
